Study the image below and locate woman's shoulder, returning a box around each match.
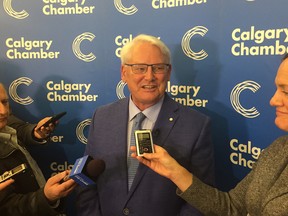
[259,135,288,159]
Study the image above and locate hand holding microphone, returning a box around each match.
[44,170,77,203]
[63,155,105,186]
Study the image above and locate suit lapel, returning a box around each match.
[152,95,180,147]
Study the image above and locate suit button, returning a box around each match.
[123,208,129,215]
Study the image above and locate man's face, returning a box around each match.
[270,58,288,132]
[121,42,171,110]
[0,84,9,130]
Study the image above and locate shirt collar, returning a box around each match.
[129,95,164,124]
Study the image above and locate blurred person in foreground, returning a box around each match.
[131,54,288,216]
[0,82,76,216]
[76,34,215,215]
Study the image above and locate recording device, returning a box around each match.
[135,130,154,156]
[39,111,67,128]
[0,164,27,183]
[68,155,105,186]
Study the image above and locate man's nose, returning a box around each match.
[270,90,282,107]
[144,66,155,79]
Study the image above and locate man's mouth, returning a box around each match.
[142,85,156,89]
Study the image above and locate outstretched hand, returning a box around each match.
[44,170,77,203]
[131,145,179,179]
[131,144,193,192]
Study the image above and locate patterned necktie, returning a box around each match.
[128,112,146,190]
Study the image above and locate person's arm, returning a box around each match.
[7,114,55,144]
[132,145,249,216]
[131,145,193,191]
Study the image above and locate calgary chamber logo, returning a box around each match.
[76,119,91,144]
[152,0,207,9]
[182,26,208,61]
[9,77,99,104]
[42,0,95,16]
[72,32,96,62]
[114,0,138,15]
[231,26,288,56]
[3,0,29,19]
[9,77,34,105]
[5,37,60,60]
[230,80,261,118]
[114,0,207,13]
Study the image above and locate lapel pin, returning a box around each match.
[169,118,173,122]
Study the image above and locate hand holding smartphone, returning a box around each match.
[39,111,67,128]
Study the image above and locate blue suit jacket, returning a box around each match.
[76,94,215,216]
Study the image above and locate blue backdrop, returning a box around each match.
[1,0,287,215]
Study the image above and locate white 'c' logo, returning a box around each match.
[116,80,127,99]
[3,0,29,19]
[230,80,260,118]
[72,32,96,62]
[182,26,208,61]
[9,77,34,105]
[114,0,138,15]
[76,119,91,144]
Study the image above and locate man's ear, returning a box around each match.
[121,65,127,82]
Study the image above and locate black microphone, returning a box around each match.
[67,155,105,186]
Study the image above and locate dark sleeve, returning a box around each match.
[0,187,61,216]
[7,114,42,146]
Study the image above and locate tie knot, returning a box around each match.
[134,112,146,129]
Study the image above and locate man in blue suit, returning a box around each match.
[76,34,215,216]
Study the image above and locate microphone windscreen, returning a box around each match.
[86,159,105,180]
[69,155,105,186]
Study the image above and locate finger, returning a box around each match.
[136,156,151,167]
[153,144,163,153]
[131,152,137,158]
[61,184,77,197]
[0,179,14,190]
[35,117,51,130]
[49,171,69,184]
[130,146,137,152]
[59,179,77,192]
[141,153,155,160]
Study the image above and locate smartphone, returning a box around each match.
[135,130,154,156]
[0,164,27,183]
[39,111,67,128]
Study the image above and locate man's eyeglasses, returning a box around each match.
[125,64,170,74]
